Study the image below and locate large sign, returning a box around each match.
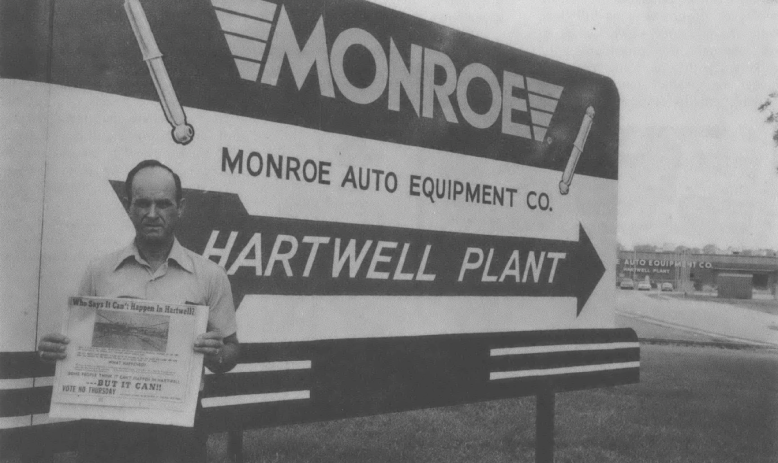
[1,0,634,445]
[617,256,714,279]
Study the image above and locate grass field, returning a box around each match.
[198,344,777,463]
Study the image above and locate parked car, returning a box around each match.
[637,280,651,291]
[661,282,674,292]
[619,278,635,289]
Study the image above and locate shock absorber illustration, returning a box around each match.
[124,0,194,145]
[559,106,594,195]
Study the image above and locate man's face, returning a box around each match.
[127,167,183,246]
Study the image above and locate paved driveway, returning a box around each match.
[616,291,778,347]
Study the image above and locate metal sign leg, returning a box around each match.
[536,391,555,463]
[228,429,244,463]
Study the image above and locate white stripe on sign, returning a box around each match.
[0,378,33,390]
[490,361,640,380]
[237,296,578,342]
[0,415,31,429]
[528,93,559,112]
[0,375,57,389]
[530,109,553,128]
[234,59,261,81]
[225,35,267,61]
[205,360,311,375]
[34,376,54,387]
[32,413,76,426]
[202,390,310,408]
[533,126,547,142]
[216,11,272,40]
[526,77,564,99]
[491,342,640,356]
[211,0,277,21]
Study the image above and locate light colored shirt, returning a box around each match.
[79,238,238,337]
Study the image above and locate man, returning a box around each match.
[38,159,239,462]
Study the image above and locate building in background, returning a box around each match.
[616,251,778,295]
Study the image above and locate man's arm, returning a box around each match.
[194,332,240,374]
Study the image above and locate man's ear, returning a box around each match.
[177,197,186,216]
[124,197,131,212]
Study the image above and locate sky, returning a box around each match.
[373,0,778,250]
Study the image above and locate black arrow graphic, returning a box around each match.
[110,182,604,316]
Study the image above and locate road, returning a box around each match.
[615,289,778,347]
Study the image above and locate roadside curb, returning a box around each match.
[617,310,778,350]
[639,337,778,351]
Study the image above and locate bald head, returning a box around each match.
[125,159,182,206]
[125,162,185,248]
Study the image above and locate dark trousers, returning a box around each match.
[77,405,206,463]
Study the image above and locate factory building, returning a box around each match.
[616,251,778,297]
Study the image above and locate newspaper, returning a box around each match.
[49,296,208,427]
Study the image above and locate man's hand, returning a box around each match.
[194,332,239,374]
[194,331,224,356]
[38,333,69,362]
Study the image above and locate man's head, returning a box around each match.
[124,160,185,247]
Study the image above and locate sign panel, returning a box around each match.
[10,0,620,343]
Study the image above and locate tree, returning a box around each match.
[634,244,657,252]
[702,244,718,255]
[758,92,778,147]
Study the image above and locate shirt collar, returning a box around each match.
[114,238,194,273]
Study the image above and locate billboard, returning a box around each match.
[1,0,632,439]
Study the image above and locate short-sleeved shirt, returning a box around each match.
[79,238,238,338]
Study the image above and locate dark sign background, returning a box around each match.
[2,0,619,180]
[109,183,606,314]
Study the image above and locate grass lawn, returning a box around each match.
[202,344,777,463]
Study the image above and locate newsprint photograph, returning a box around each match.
[1,0,776,462]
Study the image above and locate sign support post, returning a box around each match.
[536,390,555,463]
[228,429,243,463]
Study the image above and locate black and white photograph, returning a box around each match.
[1,0,776,462]
[92,310,170,353]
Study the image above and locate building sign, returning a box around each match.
[619,258,713,277]
[0,0,624,344]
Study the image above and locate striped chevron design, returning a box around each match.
[203,360,311,408]
[489,340,640,381]
[0,351,57,430]
[211,0,279,81]
[526,77,564,142]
